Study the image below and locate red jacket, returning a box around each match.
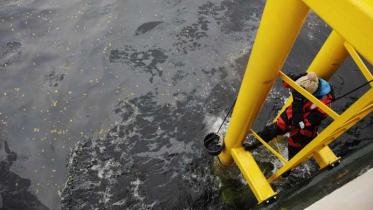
[276,85,334,148]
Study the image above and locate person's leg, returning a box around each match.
[282,146,302,177]
[288,146,302,160]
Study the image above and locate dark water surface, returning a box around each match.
[1,0,372,209]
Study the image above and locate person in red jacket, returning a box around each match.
[243,72,334,160]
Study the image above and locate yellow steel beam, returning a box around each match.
[250,129,288,163]
[231,147,277,203]
[215,0,373,203]
[302,0,373,65]
[329,104,373,140]
[217,0,309,204]
[344,42,373,86]
[218,0,309,166]
[307,31,348,79]
[313,146,340,169]
[274,31,347,122]
[268,88,373,182]
[279,71,340,119]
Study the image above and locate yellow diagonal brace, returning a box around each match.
[279,71,340,119]
[250,129,288,163]
[324,103,373,141]
[344,42,373,86]
[302,0,373,65]
[231,147,277,203]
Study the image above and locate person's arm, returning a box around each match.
[305,110,327,126]
[304,92,334,126]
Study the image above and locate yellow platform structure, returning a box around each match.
[218,0,373,204]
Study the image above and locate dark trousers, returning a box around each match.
[258,123,301,160]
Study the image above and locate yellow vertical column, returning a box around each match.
[218,0,309,165]
[308,30,348,168]
[218,0,309,203]
[308,30,348,79]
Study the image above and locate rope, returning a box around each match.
[203,99,236,148]
[216,99,236,134]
